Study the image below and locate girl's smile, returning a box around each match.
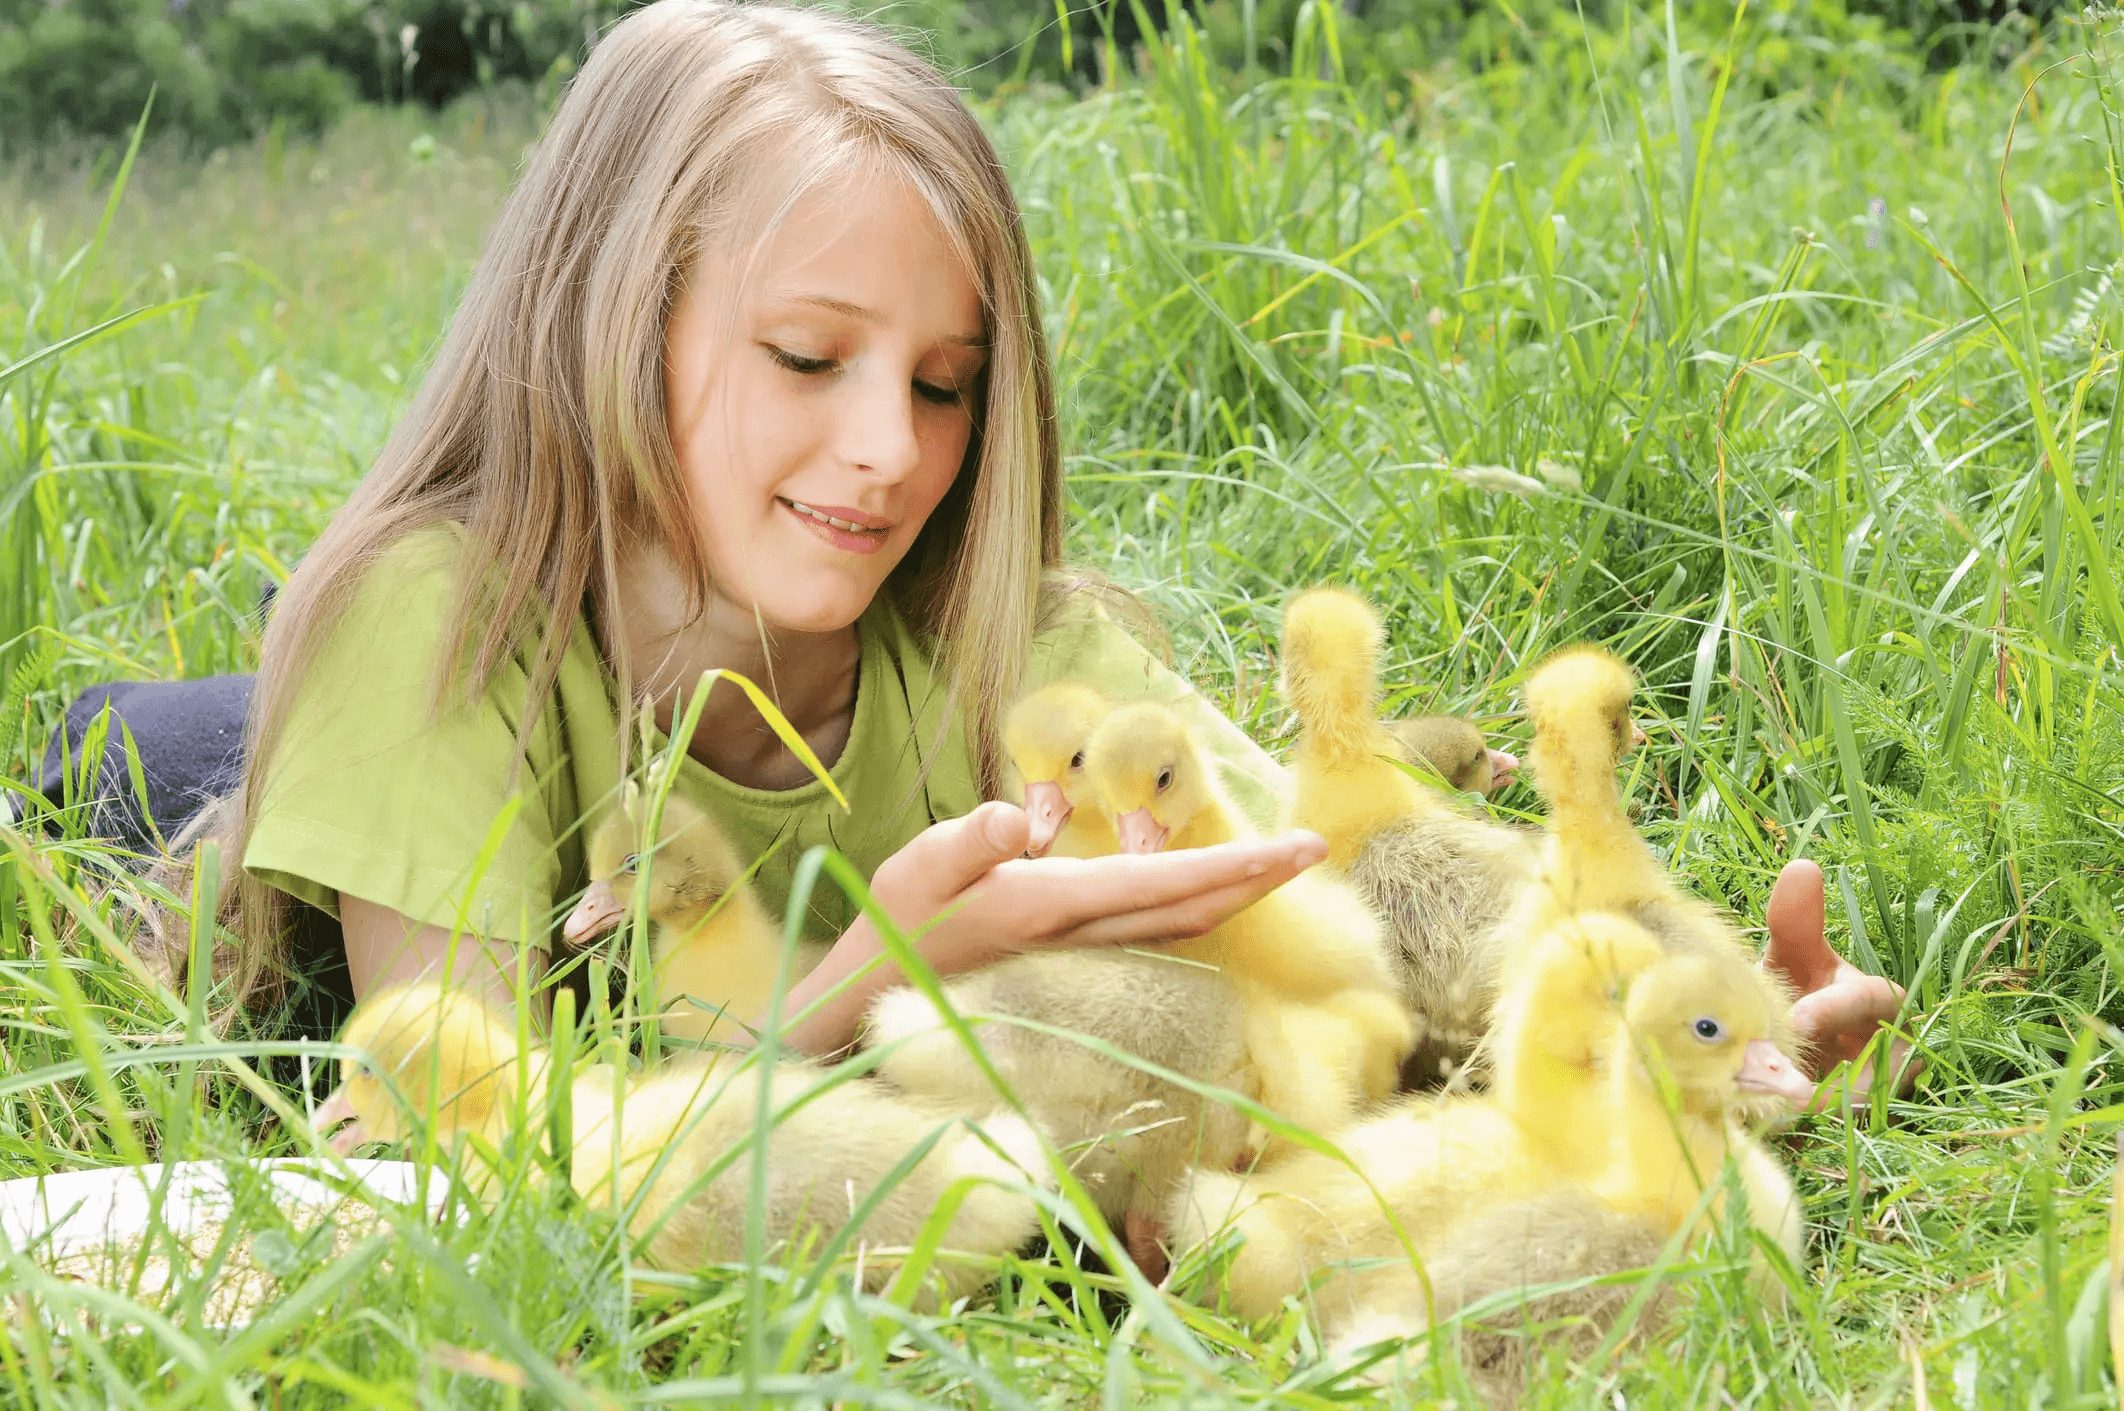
[778,496,892,554]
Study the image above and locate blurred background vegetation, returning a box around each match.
[0,0,2077,154]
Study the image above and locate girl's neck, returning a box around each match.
[613,543,862,790]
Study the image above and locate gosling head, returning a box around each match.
[1622,953,1813,1117]
[1083,701,1211,854]
[1526,645,1646,778]
[318,981,523,1155]
[564,783,743,944]
[1390,714,1520,796]
[1003,682,1111,856]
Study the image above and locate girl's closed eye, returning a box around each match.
[763,343,835,375]
[764,342,970,405]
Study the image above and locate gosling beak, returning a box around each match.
[1628,720,1648,750]
[1735,1039,1815,1109]
[1115,808,1171,855]
[1021,780,1073,857]
[1484,748,1519,793]
[564,880,626,945]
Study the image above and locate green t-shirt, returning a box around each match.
[244,525,1292,950]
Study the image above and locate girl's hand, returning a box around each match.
[771,801,1327,1057]
[1763,859,1923,1110]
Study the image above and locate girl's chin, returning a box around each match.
[740,578,886,637]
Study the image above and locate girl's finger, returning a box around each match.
[1083,830,1326,910]
[892,802,1032,901]
[973,834,1308,930]
[1055,840,1324,947]
[1763,859,1838,992]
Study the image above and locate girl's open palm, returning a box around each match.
[866,801,1327,971]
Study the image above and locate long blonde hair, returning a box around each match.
[202,0,1062,1009]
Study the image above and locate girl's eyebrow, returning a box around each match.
[772,291,986,347]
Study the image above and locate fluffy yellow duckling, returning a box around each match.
[1003,681,1118,858]
[315,980,534,1165]
[1591,950,1809,1245]
[1515,645,1802,1115]
[1467,915,1804,1259]
[866,684,1248,1270]
[318,981,1049,1303]
[563,783,826,1045]
[1387,713,1520,798]
[1324,946,1810,1396]
[1083,699,1414,1151]
[1280,588,1542,1084]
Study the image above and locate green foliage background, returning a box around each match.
[0,0,2088,150]
[2,0,2122,1404]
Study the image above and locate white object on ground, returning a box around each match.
[0,1159,460,1329]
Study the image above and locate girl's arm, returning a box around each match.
[337,803,1320,1060]
[340,894,548,1016]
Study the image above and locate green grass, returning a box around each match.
[4,2,2124,1404]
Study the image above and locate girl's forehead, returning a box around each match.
[729,167,983,323]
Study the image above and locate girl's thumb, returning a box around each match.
[923,801,1031,895]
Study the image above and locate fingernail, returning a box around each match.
[1247,859,1268,877]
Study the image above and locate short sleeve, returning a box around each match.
[242,529,564,945]
[1028,591,1293,831]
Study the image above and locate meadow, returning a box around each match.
[3,2,2123,1404]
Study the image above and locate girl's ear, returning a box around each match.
[621,779,642,820]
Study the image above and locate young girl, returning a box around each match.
[183,0,1901,1097]
[221,0,1319,1059]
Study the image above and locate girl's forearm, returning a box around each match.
[763,923,887,1057]
[755,920,976,1059]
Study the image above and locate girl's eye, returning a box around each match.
[765,345,835,376]
[619,853,640,876]
[914,379,963,406]
[1068,750,1086,771]
[1692,1017,1723,1042]
[1155,767,1174,792]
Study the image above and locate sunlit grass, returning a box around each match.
[3,3,2122,1404]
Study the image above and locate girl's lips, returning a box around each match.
[780,497,889,555]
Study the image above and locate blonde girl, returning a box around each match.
[211,0,1321,1056]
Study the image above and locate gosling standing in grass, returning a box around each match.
[564,782,827,1046]
[1510,644,1803,1120]
[1168,913,1809,1332]
[1326,933,1810,1401]
[1281,588,1543,1085]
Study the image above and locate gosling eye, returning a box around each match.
[1155,766,1175,792]
[619,853,640,876]
[1691,1016,1724,1043]
[1069,750,1086,771]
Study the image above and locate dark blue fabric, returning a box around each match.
[33,671,359,1038]
[34,674,255,853]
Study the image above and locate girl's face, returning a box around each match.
[665,172,988,636]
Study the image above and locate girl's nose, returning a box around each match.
[842,370,924,482]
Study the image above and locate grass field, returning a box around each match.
[4,3,2124,1404]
